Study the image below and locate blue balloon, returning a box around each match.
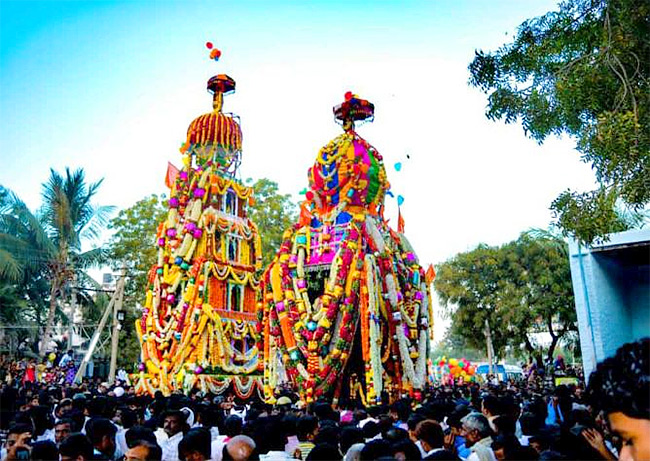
[394,162,402,171]
[397,195,405,206]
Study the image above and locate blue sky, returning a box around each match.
[1,1,598,338]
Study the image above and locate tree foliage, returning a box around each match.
[469,0,650,243]
[107,194,167,369]
[434,231,577,361]
[246,178,298,268]
[108,194,167,300]
[0,169,112,357]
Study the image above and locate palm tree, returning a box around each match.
[0,168,113,358]
[38,168,113,357]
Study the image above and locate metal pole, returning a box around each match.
[74,291,116,383]
[108,267,126,384]
[68,275,76,351]
[485,318,494,377]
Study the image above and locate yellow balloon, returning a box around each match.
[449,358,459,367]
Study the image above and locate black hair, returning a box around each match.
[224,414,243,437]
[30,440,58,461]
[85,417,117,445]
[481,395,502,416]
[313,424,340,446]
[129,436,160,461]
[7,423,33,436]
[178,428,211,460]
[415,420,444,449]
[360,439,392,461]
[391,439,422,460]
[362,421,380,439]
[339,426,364,455]
[586,337,649,419]
[59,433,94,459]
[125,425,158,448]
[424,449,461,460]
[297,415,319,441]
[306,443,342,461]
[492,415,516,436]
[519,410,537,431]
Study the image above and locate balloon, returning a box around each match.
[344,91,353,101]
[458,360,465,369]
[206,42,213,49]
[397,195,405,206]
[449,358,458,367]
[394,162,402,171]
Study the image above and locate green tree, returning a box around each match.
[108,194,167,299]
[107,194,167,368]
[434,231,577,361]
[1,172,112,357]
[468,0,650,244]
[246,178,298,268]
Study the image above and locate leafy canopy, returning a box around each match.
[246,178,298,268]
[469,0,650,243]
[434,231,576,360]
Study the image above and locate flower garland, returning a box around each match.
[257,110,435,404]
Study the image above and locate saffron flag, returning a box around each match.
[165,162,180,189]
[425,264,436,284]
[397,208,405,233]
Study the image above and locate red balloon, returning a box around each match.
[206,42,213,49]
[344,91,353,101]
[305,191,314,201]
[215,49,222,57]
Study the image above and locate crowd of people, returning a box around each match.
[0,338,647,461]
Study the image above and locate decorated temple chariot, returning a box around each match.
[135,69,264,398]
[257,93,434,405]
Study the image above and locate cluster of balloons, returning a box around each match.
[206,42,222,61]
[436,356,476,381]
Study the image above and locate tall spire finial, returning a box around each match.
[204,41,235,113]
[333,91,375,131]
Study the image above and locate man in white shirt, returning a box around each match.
[154,410,187,461]
[460,413,497,461]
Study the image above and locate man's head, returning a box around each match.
[56,398,73,418]
[461,412,492,447]
[481,395,502,418]
[297,415,319,442]
[59,433,94,461]
[85,417,117,457]
[587,338,650,461]
[222,435,256,461]
[162,410,186,437]
[125,441,162,461]
[178,427,211,461]
[125,426,158,449]
[223,414,243,437]
[414,420,444,452]
[5,423,33,451]
[54,419,73,445]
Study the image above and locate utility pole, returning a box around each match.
[67,275,76,351]
[108,266,126,384]
[74,269,125,384]
[484,318,495,377]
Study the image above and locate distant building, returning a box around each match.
[568,229,650,379]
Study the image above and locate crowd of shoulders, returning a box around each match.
[0,338,648,461]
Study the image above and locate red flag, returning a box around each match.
[165,162,180,189]
[425,264,436,284]
[397,208,405,233]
